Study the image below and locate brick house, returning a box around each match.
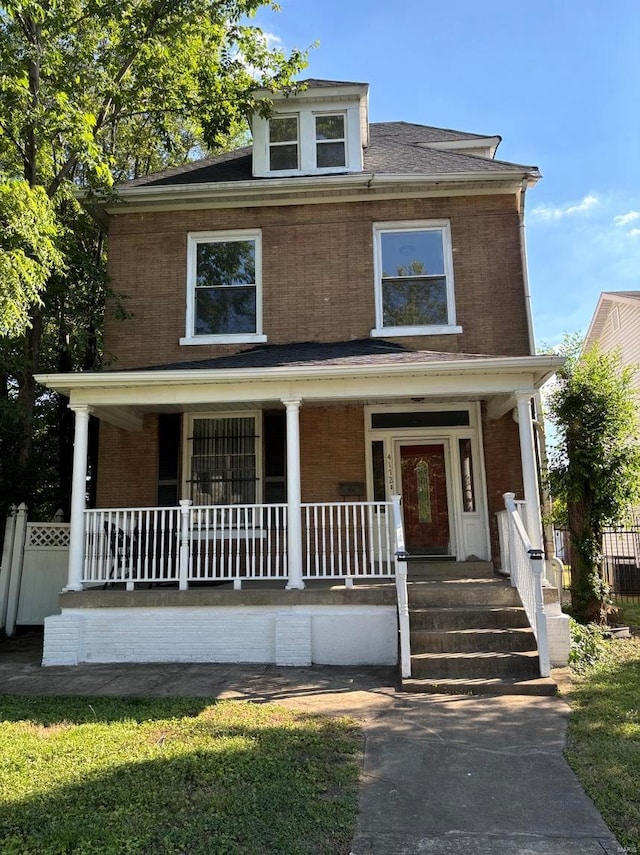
[37,79,569,688]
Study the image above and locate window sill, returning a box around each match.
[180,334,268,346]
[370,325,463,338]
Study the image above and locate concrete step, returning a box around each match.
[409,606,530,630]
[407,579,522,608]
[410,627,537,654]
[410,650,541,679]
[407,561,495,580]
[402,676,558,696]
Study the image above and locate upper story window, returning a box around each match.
[180,230,266,346]
[255,109,354,177]
[315,114,346,168]
[269,116,299,171]
[371,221,462,338]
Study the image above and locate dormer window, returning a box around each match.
[315,114,346,168]
[269,116,299,171]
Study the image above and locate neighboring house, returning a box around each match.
[36,79,568,685]
[584,290,640,410]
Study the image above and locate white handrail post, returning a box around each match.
[283,398,305,590]
[178,500,192,591]
[65,404,90,592]
[503,492,517,587]
[529,547,551,677]
[391,494,411,678]
[515,392,543,552]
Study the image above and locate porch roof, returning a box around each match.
[36,341,564,432]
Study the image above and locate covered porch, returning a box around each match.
[36,340,563,594]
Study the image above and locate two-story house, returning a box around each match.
[37,79,569,690]
[584,291,640,411]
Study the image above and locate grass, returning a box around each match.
[564,635,640,855]
[0,695,362,855]
[615,597,640,629]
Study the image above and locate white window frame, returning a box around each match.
[180,229,266,346]
[314,112,347,170]
[268,114,300,172]
[182,411,263,504]
[370,220,462,338]
[263,109,350,177]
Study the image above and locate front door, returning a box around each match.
[400,443,451,555]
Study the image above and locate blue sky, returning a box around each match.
[254,0,640,349]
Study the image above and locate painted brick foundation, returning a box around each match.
[42,605,398,667]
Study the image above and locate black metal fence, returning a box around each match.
[554,525,640,601]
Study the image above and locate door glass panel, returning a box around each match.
[459,438,476,512]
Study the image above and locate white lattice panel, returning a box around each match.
[26,524,70,549]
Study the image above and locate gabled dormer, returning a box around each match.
[251,79,369,178]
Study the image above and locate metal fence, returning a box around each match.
[554,525,640,601]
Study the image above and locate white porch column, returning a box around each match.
[515,391,543,552]
[283,398,304,590]
[65,405,90,592]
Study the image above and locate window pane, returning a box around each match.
[382,277,447,326]
[317,141,345,168]
[195,287,256,335]
[190,417,256,505]
[371,441,386,502]
[381,230,445,278]
[459,438,476,512]
[196,241,255,287]
[316,115,344,140]
[269,117,298,143]
[270,143,298,171]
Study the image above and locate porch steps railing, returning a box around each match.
[501,491,551,677]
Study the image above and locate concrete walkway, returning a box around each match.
[0,631,624,855]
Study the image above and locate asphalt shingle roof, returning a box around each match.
[122,122,537,189]
[118,339,494,373]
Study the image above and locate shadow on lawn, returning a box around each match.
[0,711,360,855]
[0,694,209,724]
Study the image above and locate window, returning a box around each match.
[186,415,258,505]
[182,231,265,345]
[269,116,299,171]
[371,222,461,337]
[315,114,345,168]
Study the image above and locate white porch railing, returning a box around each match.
[302,501,394,582]
[83,500,400,590]
[501,492,550,677]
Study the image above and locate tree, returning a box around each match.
[0,0,307,517]
[546,336,640,623]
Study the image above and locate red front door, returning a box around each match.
[400,444,451,555]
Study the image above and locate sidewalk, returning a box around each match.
[0,631,625,854]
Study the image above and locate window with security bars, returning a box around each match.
[187,416,258,505]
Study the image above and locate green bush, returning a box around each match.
[569,617,609,672]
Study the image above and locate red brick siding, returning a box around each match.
[97,416,159,507]
[104,194,530,368]
[481,405,524,564]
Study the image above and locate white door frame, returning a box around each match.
[364,402,490,561]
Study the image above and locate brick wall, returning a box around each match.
[104,193,531,368]
[481,406,524,564]
[96,415,159,507]
[300,404,366,502]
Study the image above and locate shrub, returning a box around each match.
[568,617,609,672]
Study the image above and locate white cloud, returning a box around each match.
[628,228,640,238]
[531,194,599,220]
[613,210,640,226]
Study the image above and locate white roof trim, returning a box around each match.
[584,291,640,349]
[36,354,564,397]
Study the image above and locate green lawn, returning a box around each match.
[564,636,640,855]
[0,696,362,855]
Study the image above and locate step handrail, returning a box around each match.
[391,494,411,678]
[503,492,550,677]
